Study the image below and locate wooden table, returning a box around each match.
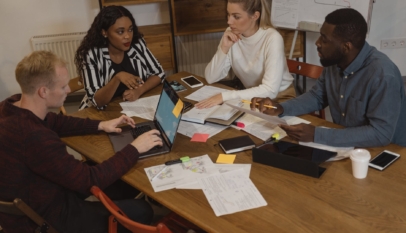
[62,72,406,233]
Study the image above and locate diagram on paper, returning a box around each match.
[182,157,208,174]
[147,166,174,180]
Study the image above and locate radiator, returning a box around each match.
[175,32,224,78]
[30,32,86,79]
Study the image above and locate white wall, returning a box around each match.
[305,0,406,75]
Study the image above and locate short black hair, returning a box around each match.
[325,8,367,49]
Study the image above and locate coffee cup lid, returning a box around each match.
[350,149,371,162]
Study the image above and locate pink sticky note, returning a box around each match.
[191,133,209,142]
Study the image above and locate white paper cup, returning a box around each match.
[350,149,371,179]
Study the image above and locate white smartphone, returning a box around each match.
[368,150,400,171]
[181,75,203,88]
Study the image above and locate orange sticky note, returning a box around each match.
[191,133,209,142]
[172,99,184,118]
[216,154,236,164]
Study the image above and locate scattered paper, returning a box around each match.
[120,95,159,120]
[145,154,219,192]
[226,103,287,126]
[216,154,236,164]
[176,163,251,190]
[178,121,228,139]
[198,168,267,216]
[191,133,209,142]
[185,86,229,102]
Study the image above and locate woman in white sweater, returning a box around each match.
[196,0,295,109]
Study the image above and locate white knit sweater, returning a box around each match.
[205,27,293,101]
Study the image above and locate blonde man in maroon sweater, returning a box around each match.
[0,51,162,233]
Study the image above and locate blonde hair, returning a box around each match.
[228,0,273,29]
[15,51,66,94]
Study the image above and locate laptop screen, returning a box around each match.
[155,81,181,144]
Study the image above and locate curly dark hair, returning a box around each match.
[74,5,143,77]
[325,8,367,50]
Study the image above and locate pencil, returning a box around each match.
[241,99,277,109]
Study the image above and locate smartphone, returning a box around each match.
[181,75,203,88]
[368,150,400,171]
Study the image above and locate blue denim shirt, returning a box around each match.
[281,42,406,147]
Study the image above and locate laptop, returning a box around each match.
[108,80,183,158]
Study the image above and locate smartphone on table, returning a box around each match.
[181,75,203,88]
[368,150,400,171]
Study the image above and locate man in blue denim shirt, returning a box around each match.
[250,8,406,148]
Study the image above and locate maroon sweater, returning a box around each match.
[0,95,140,233]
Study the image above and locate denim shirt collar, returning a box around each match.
[340,42,371,76]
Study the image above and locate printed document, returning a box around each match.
[185,86,230,102]
[144,154,218,192]
[198,168,267,216]
[120,95,159,120]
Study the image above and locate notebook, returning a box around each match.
[181,99,244,125]
[108,80,183,158]
[218,135,256,154]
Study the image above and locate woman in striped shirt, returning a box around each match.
[75,5,165,110]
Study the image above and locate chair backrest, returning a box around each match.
[90,186,172,233]
[286,59,325,119]
[0,198,58,233]
[60,76,83,115]
[286,59,323,80]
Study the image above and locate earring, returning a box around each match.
[104,35,107,38]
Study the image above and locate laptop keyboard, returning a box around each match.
[131,125,163,150]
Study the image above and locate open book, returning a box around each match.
[181,100,244,125]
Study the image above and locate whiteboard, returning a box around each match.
[271,0,374,32]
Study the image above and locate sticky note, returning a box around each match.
[191,133,209,142]
[216,154,236,164]
[172,99,184,118]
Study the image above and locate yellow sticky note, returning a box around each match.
[216,154,236,164]
[172,99,184,118]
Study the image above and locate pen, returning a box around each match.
[241,99,277,109]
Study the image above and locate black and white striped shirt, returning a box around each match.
[79,38,165,110]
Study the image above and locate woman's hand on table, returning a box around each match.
[116,72,144,90]
[195,93,223,109]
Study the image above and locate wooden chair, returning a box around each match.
[0,198,58,233]
[90,186,203,233]
[286,59,326,119]
[59,76,83,115]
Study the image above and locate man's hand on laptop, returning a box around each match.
[250,97,283,115]
[98,115,136,133]
[131,129,163,153]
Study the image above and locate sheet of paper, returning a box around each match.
[299,141,354,162]
[145,154,218,192]
[226,103,287,126]
[271,0,300,28]
[185,86,230,102]
[120,95,159,120]
[176,164,252,190]
[198,168,267,216]
[282,115,310,125]
[191,133,209,142]
[178,121,228,139]
[216,154,236,164]
[237,113,287,141]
